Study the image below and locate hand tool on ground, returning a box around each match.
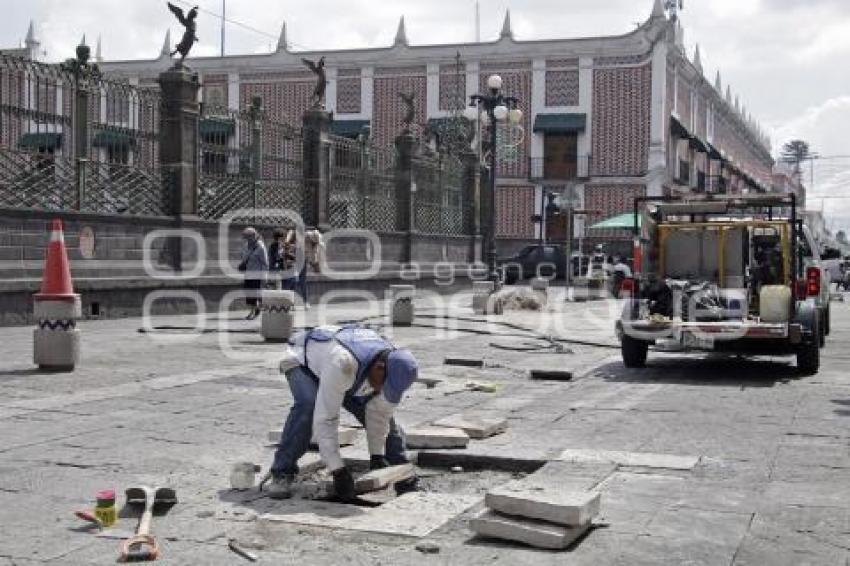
[74,509,103,530]
[228,539,259,562]
[118,486,177,562]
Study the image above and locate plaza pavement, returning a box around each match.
[0,290,849,565]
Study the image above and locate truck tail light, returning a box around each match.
[619,278,635,298]
[806,267,821,297]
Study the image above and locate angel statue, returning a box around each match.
[166,2,198,65]
[399,92,415,127]
[301,57,327,107]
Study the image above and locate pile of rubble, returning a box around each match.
[470,462,602,549]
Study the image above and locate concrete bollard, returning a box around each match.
[472,281,495,315]
[33,297,81,371]
[260,290,295,342]
[531,277,549,305]
[389,285,415,327]
[33,219,81,371]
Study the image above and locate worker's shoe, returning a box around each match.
[266,474,296,499]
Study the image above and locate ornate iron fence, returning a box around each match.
[412,154,465,235]
[327,133,398,232]
[0,52,168,216]
[198,101,303,225]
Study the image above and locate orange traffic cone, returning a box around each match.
[33,218,81,371]
[35,219,76,300]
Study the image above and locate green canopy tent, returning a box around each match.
[589,212,641,230]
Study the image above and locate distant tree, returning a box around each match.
[780,140,812,173]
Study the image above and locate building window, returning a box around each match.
[542,133,578,180]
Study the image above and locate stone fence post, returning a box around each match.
[158,65,200,271]
[158,65,200,218]
[302,107,331,230]
[394,131,416,264]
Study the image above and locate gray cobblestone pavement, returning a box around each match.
[1,290,849,564]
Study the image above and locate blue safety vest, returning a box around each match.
[300,326,393,398]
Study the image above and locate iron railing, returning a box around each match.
[0,52,167,216]
[412,154,466,235]
[198,102,304,225]
[327,133,398,232]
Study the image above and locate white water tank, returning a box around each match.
[759,285,792,323]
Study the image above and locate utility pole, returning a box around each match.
[475,2,480,42]
[220,0,226,57]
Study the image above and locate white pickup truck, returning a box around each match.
[616,195,827,375]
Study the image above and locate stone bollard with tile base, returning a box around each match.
[260,290,295,342]
[389,284,415,327]
[33,220,81,371]
[531,277,549,305]
[472,281,494,315]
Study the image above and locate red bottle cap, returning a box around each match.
[96,489,116,501]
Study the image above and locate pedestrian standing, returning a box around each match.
[267,229,289,290]
[239,227,268,320]
[285,228,325,308]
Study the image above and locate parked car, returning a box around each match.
[499,244,567,284]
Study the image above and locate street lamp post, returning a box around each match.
[464,75,522,284]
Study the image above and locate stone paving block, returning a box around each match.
[260,492,479,538]
[470,509,590,550]
[355,463,414,493]
[432,414,508,439]
[486,483,601,526]
[404,426,470,448]
[556,448,700,471]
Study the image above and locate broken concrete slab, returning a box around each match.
[432,414,508,439]
[470,509,590,550]
[355,463,414,493]
[405,426,470,449]
[486,483,601,526]
[260,492,480,538]
[267,426,359,447]
[556,448,700,471]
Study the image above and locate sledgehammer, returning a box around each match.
[118,486,177,562]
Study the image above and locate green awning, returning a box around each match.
[331,119,370,139]
[92,130,135,149]
[199,118,235,137]
[670,115,689,139]
[18,132,62,151]
[532,113,586,134]
[590,212,641,230]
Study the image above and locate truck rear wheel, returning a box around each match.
[797,331,821,376]
[798,342,820,375]
[622,334,649,368]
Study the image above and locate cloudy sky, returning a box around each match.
[3,0,849,226]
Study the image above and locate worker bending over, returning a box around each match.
[263,325,419,501]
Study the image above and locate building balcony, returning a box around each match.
[528,155,591,184]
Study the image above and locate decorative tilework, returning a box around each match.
[583,184,645,239]
[495,185,534,238]
[545,70,579,106]
[375,66,427,77]
[591,64,651,176]
[546,58,579,68]
[372,74,426,147]
[239,79,314,126]
[336,77,361,114]
[337,68,361,78]
[203,84,226,107]
[677,77,690,127]
[439,65,466,111]
[594,54,651,67]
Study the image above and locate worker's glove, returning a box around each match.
[332,467,356,502]
[369,455,390,470]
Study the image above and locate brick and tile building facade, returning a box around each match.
[89,0,773,251]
